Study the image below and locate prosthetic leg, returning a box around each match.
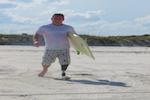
[61,65,70,80]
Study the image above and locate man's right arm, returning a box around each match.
[33,33,41,47]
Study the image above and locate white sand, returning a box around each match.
[0,46,150,100]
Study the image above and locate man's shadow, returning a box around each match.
[53,78,130,87]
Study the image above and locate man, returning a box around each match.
[33,13,76,80]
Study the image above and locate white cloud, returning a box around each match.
[109,21,134,30]
[0,23,38,34]
[4,12,38,23]
[33,0,48,5]
[62,10,105,18]
[50,0,69,5]
[0,0,17,10]
[16,3,35,10]
[4,0,33,3]
[77,20,108,27]
[0,3,17,9]
[72,10,104,18]
[84,10,105,18]
[73,18,150,36]
[59,10,105,24]
[0,0,9,3]
[134,15,150,24]
[0,0,34,10]
[40,6,56,15]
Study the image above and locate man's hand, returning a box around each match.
[34,41,41,47]
[33,33,41,47]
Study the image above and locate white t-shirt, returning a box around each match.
[36,24,76,50]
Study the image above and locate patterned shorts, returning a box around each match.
[42,49,70,66]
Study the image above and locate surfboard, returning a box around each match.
[67,31,95,60]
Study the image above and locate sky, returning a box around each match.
[0,0,150,36]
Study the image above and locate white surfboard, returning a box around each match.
[67,31,95,60]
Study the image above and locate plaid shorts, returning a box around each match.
[42,49,70,66]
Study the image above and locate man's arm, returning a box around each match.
[33,33,41,47]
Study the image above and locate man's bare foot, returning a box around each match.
[38,71,47,77]
[62,76,71,80]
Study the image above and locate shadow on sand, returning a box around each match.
[53,78,130,87]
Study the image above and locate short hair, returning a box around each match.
[52,13,64,19]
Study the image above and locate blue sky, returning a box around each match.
[0,0,150,36]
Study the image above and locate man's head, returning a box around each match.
[52,13,64,19]
[51,13,64,26]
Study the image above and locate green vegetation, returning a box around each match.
[0,33,150,46]
[79,34,150,42]
[0,34,32,38]
[0,33,150,42]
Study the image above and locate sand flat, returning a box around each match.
[0,46,150,100]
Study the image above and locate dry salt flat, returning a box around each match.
[0,45,150,100]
